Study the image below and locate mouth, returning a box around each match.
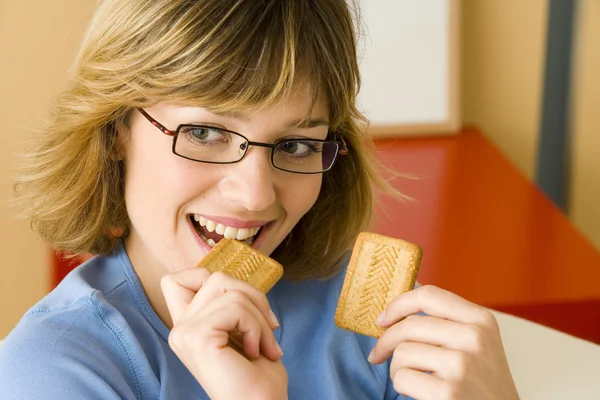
[189,214,266,249]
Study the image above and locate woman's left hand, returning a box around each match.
[369,285,520,400]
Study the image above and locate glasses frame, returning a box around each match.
[137,108,349,174]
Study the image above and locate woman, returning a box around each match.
[1,0,519,398]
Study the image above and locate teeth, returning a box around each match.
[236,228,250,240]
[207,238,216,247]
[206,220,216,232]
[223,227,237,240]
[192,214,264,241]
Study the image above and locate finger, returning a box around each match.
[392,368,450,400]
[195,290,282,360]
[188,271,279,330]
[370,315,482,363]
[388,342,465,381]
[177,300,260,358]
[161,268,212,324]
[201,300,282,361]
[378,285,493,328]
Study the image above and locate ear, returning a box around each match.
[110,227,125,238]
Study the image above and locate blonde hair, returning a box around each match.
[15,0,405,280]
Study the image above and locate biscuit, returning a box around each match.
[335,232,422,338]
[196,239,283,293]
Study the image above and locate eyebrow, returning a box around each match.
[213,110,330,128]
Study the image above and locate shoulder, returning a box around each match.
[0,293,143,399]
[19,249,134,348]
[0,249,149,399]
[34,248,129,313]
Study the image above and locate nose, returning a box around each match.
[221,147,277,212]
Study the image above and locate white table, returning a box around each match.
[492,310,600,399]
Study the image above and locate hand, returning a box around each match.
[369,285,520,400]
[161,268,288,400]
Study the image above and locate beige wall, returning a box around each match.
[462,0,600,252]
[0,1,96,338]
[461,0,549,180]
[569,0,600,249]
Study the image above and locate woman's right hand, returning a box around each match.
[161,268,288,400]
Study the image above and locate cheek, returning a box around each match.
[122,134,207,219]
[124,140,174,202]
[283,175,323,217]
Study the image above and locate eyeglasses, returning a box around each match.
[137,109,349,174]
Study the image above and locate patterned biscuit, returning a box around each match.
[196,239,283,293]
[335,232,422,338]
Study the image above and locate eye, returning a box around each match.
[278,140,321,156]
[191,127,209,139]
[180,126,229,144]
[190,127,220,140]
[282,141,300,153]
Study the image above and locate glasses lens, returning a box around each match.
[273,140,339,173]
[175,126,247,162]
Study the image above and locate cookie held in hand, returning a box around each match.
[335,232,423,338]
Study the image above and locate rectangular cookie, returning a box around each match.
[335,232,422,338]
[196,239,283,293]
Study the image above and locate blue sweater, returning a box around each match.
[0,244,409,399]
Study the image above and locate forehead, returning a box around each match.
[214,88,329,121]
[170,82,330,127]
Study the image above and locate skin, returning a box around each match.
[371,285,521,400]
[119,88,326,399]
[120,90,327,328]
[119,88,519,399]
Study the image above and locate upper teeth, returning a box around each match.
[193,215,262,241]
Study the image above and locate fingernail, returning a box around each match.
[367,350,374,363]
[376,311,385,326]
[276,341,284,357]
[269,309,280,328]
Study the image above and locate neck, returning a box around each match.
[124,235,174,329]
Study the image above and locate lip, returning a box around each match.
[193,214,272,229]
[188,217,274,253]
[250,220,272,250]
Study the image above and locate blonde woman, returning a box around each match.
[0,0,519,399]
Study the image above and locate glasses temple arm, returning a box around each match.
[137,108,177,136]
